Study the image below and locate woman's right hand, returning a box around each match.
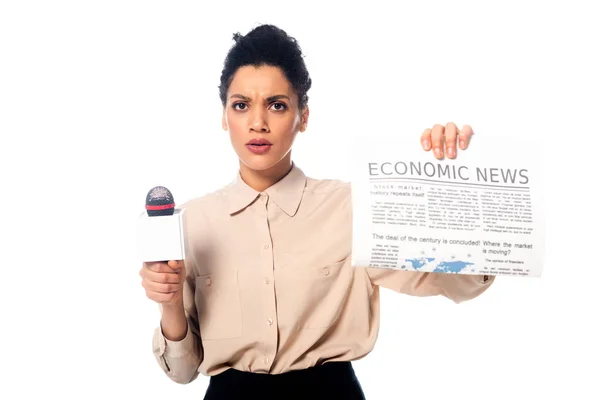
[140,260,186,306]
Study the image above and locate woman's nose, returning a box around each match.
[250,110,269,132]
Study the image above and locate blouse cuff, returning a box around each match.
[153,320,194,359]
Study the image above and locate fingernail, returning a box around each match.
[459,140,465,149]
[448,147,454,157]
[434,148,441,158]
[422,140,430,150]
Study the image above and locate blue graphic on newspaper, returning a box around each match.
[404,257,475,273]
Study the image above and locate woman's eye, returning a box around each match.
[233,103,247,110]
[270,102,287,111]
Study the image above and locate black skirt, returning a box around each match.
[204,361,366,400]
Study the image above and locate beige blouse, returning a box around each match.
[151,163,494,384]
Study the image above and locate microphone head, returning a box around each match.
[145,186,175,216]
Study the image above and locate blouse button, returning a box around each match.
[205,278,211,286]
[264,357,269,364]
[323,267,330,276]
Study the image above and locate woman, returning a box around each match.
[140,24,494,399]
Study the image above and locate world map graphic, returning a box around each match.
[404,257,475,273]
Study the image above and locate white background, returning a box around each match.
[1,1,598,399]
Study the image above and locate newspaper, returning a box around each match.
[350,135,545,277]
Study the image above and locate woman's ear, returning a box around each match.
[222,110,228,131]
[299,106,309,132]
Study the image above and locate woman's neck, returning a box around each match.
[239,158,293,192]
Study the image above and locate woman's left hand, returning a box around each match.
[420,122,474,160]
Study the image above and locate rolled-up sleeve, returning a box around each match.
[152,274,203,384]
[366,268,495,303]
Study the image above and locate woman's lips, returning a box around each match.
[246,143,272,154]
[246,138,272,154]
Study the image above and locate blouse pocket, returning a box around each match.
[276,258,352,331]
[195,270,242,340]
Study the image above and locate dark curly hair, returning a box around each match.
[218,24,312,110]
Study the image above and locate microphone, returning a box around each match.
[137,185,186,263]
[145,186,175,217]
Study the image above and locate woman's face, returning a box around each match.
[222,65,308,175]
